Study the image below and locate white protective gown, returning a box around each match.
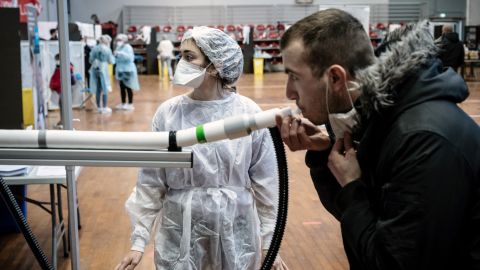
[126,92,278,270]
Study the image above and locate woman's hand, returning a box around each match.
[114,250,143,270]
[262,250,290,270]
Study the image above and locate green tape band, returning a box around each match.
[196,125,207,143]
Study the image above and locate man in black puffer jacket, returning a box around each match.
[436,24,465,70]
[277,9,480,270]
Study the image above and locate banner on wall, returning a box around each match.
[19,0,41,23]
[0,0,17,7]
[26,3,46,129]
[0,0,42,22]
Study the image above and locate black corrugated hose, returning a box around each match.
[0,177,53,270]
[261,128,289,270]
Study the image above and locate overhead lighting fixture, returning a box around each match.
[440,13,446,18]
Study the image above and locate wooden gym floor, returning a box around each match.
[0,72,479,270]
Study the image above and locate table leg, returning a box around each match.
[57,184,69,257]
[49,184,57,269]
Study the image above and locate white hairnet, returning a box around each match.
[116,34,128,42]
[99,34,111,45]
[182,26,243,85]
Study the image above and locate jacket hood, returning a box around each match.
[355,21,468,119]
[444,32,460,43]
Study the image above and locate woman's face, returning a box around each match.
[179,39,207,68]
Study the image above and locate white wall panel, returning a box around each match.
[70,0,388,22]
[467,0,480,25]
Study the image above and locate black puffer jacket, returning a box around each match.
[438,32,465,69]
[307,22,480,270]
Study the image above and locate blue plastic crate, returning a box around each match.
[0,185,27,233]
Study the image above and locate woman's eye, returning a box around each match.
[289,73,298,81]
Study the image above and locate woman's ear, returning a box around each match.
[207,64,218,76]
[327,65,347,93]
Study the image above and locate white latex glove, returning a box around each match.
[114,250,143,270]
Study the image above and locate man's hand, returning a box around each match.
[275,115,331,152]
[327,132,361,187]
[114,250,143,270]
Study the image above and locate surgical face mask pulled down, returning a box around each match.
[326,78,361,140]
[173,59,212,88]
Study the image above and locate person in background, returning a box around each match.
[90,14,101,43]
[49,53,76,128]
[89,35,115,113]
[276,9,480,269]
[49,28,58,40]
[436,24,465,71]
[115,26,288,270]
[114,34,140,111]
[83,36,92,90]
[91,13,100,25]
[157,35,175,81]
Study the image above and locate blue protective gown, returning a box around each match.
[89,44,115,94]
[114,44,140,91]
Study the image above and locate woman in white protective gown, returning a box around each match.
[115,26,288,270]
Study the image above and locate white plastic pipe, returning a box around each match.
[0,107,293,150]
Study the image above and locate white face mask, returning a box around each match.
[116,41,124,47]
[326,78,361,140]
[55,60,60,66]
[172,59,211,89]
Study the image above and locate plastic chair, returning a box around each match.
[176,25,186,33]
[163,25,172,33]
[256,24,266,31]
[268,32,279,39]
[376,22,386,30]
[127,26,137,33]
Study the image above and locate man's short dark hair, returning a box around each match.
[50,28,57,35]
[281,9,375,78]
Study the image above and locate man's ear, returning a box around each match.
[327,65,347,93]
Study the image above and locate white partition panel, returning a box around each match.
[22,41,86,110]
